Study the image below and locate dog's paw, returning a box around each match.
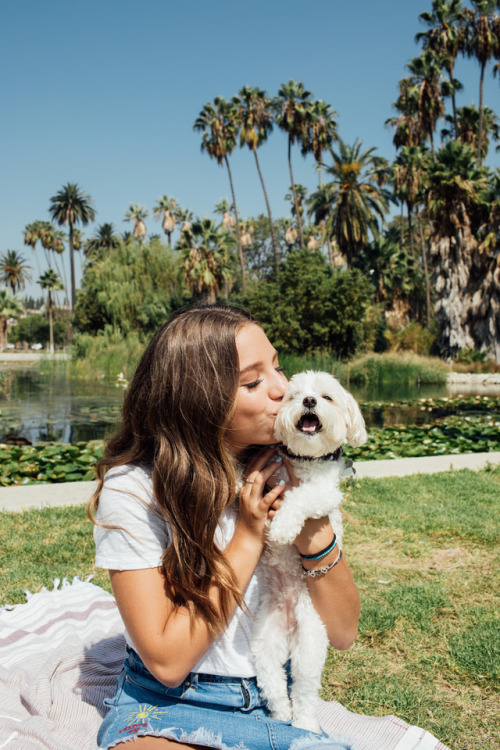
[292,716,322,733]
[271,705,293,723]
[267,515,303,545]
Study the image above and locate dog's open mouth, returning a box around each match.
[297,414,322,434]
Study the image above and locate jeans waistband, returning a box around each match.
[126,646,258,687]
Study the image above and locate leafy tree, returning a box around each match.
[274,80,313,248]
[0,250,32,294]
[233,86,279,276]
[49,183,96,309]
[308,140,392,266]
[0,290,24,351]
[39,268,64,354]
[124,204,148,242]
[177,218,233,303]
[243,250,372,357]
[194,98,246,293]
[465,0,500,165]
[8,313,66,348]
[73,238,181,335]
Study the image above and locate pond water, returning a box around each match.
[0,366,124,444]
[0,363,478,444]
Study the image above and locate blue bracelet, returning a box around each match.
[299,534,337,561]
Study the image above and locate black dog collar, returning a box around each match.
[281,446,343,462]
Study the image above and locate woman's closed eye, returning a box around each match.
[243,378,262,390]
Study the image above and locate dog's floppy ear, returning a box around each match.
[344,392,367,447]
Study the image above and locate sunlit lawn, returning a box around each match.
[1,465,499,750]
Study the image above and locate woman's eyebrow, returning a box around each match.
[239,351,279,376]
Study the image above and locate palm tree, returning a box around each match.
[177,218,233,303]
[386,78,423,149]
[0,290,24,351]
[392,146,433,326]
[416,0,467,137]
[308,140,392,266]
[49,183,96,310]
[0,250,32,295]
[214,198,236,230]
[194,97,246,293]
[442,104,500,157]
[274,80,313,248]
[154,195,178,247]
[85,222,120,260]
[23,221,44,277]
[407,50,446,159]
[233,86,279,276]
[465,0,500,165]
[39,269,64,354]
[426,141,493,356]
[304,99,338,186]
[124,204,148,243]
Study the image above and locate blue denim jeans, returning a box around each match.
[97,648,355,750]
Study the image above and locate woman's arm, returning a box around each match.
[109,448,285,687]
[294,516,360,650]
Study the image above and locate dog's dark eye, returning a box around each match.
[323,395,333,401]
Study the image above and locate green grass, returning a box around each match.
[1,466,499,749]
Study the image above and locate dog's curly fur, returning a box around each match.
[251,371,367,732]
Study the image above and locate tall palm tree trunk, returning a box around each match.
[253,149,279,276]
[48,292,54,355]
[288,138,304,248]
[224,155,246,295]
[477,61,486,166]
[69,222,76,310]
[447,69,459,139]
[407,204,416,259]
[418,213,432,329]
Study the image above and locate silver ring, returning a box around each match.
[243,475,255,484]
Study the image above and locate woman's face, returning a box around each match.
[226,324,288,456]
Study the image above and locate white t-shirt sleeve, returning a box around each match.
[94,465,171,570]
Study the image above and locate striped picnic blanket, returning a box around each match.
[0,578,450,750]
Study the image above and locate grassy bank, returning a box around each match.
[1,466,498,749]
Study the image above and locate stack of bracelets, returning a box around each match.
[299,533,342,578]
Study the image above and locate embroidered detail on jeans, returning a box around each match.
[119,722,147,735]
[125,704,168,723]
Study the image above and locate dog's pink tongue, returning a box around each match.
[301,416,317,432]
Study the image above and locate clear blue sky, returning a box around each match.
[1,0,499,298]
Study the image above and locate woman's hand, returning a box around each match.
[235,447,287,545]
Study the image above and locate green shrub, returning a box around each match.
[70,327,145,381]
[386,322,437,356]
[348,352,448,385]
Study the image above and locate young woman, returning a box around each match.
[90,304,361,750]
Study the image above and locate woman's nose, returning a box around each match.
[270,372,287,399]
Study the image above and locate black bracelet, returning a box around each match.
[299,533,337,561]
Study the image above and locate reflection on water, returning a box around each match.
[1,365,498,444]
[0,366,124,444]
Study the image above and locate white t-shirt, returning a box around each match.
[94,463,262,677]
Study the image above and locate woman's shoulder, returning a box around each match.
[97,462,156,523]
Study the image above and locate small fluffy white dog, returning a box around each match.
[251,371,367,732]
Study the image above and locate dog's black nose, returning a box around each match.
[302,396,317,409]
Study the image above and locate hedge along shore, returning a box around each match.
[2,451,499,513]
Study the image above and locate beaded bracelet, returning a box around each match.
[301,549,343,578]
[299,533,337,561]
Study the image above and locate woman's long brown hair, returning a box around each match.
[88,304,256,634]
